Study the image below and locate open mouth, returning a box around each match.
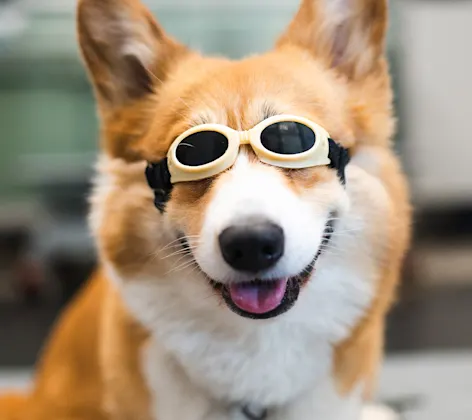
[209,258,316,320]
[179,214,335,320]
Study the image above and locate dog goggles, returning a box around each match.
[167,115,332,183]
[146,115,350,212]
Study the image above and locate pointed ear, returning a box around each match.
[77,0,187,108]
[277,0,388,80]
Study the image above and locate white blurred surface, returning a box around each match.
[377,353,472,419]
[0,369,32,391]
[398,0,472,208]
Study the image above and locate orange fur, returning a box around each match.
[1,0,411,418]
[0,394,29,420]
[334,145,411,397]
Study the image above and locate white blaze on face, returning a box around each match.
[194,152,330,284]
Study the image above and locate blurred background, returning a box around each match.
[0,0,471,417]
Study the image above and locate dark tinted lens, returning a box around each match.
[175,131,229,167]
[261,122,316,155]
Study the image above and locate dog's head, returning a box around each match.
[80,0,398,335]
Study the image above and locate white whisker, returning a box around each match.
[166,259,199,276]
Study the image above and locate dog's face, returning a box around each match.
[150,57,356,321]
[81,0,396,335]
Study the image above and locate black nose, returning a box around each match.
[218,221,285,273]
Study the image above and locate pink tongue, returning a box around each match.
[228,279,288,315]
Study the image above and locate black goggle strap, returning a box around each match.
[328,138,350,185]
[145,158,173,213]
[146,140,350,213]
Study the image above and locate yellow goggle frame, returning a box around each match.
[167,114,331,184]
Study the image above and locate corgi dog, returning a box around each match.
[0,0,410,419]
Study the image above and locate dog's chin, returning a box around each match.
[209,258,317,320]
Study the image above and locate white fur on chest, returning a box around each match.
[141,336,364,420]
[123,266,335,404]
